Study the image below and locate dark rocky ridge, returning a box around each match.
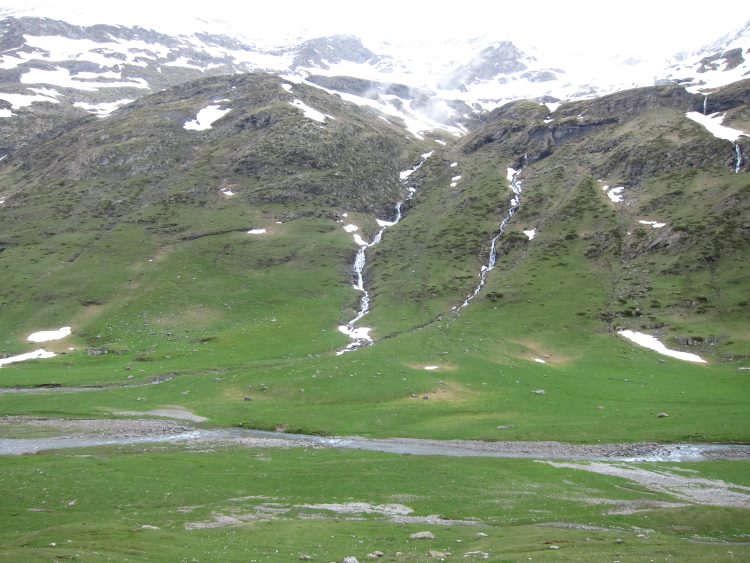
[0,73,419,222]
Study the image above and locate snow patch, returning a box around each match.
[0,349,56,368]
[74,99,133,117]
[289,99,331,123]
[544,101,561,113]
[184,104,231,130]
[21,67,149,91]
[343,224,359,233]
[423,366,439,371]
[533,358,546,364]
[247,228,267,235]
[606,186,625,203]
[0,108,12,118]
[523,228,536,240]
[685,111,748,142]
[281,83,293,92]
[0,91,60,109]
[618,330,706,364]
[450,162,458,167]
[434,139,447,146]
[27,326,71,343]
[639,220,666,229]
[220,188,235,196]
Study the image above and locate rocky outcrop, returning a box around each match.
[442,41,526,89]
[292,35,378,69]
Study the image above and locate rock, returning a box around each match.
[475,532,488,538]
[496,425,513,430]
[66,499,77,507]
[429,550,449,558]
[366,552,384,559]
[422,395,429,400]
[343,557,359,563]
[140,524,160,530]
[657,412,669,418]
[532,389,546,395]
[463,552,490,559]
[410,531,435,540]
[615,538,625,544]
[298,555,312,561]
[243,396,253,401]
[549,545,560,550]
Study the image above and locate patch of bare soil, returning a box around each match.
[184,501,481,530]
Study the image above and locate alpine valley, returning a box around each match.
[0,8,749,562]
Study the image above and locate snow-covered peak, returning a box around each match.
[664,19,750,92]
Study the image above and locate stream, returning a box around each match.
[459,157,526,309]
[1,423,749,461]
[337,152,432,354]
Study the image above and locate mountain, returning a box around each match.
[0,10,749,563]
[2,14,748,153]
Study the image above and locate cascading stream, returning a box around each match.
[735,143,743,173]
[337,152,432,354]
[459,156,526,310]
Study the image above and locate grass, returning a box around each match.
[0,445,748,562]
[1,78,749,560]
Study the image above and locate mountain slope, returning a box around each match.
[0,72,423,368]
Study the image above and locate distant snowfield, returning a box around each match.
[0,90,60,109]
[685,111,748,142]
[183,104,231,130]
[0,349,56,368]
[21,67,149,91]
[27,326,71,342]
[618,330,707,363]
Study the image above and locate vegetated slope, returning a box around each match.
[0,72,422,368]
[0,75,748,444]
[366,82,750,363]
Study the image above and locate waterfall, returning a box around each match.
[459,156,526,310]
[703,94,708,116]
[337,153,432,354]
[735,143,743,174]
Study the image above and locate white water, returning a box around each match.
[337,203,401,354]
[337,153,431,354]
[459,157,526,309]
[703,94,708,116]
[735,143,742,173]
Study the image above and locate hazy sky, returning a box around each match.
[2,0,749,58]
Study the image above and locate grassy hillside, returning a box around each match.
[0,73,748,562]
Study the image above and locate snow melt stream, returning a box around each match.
[337,153,432,354]
[459,157,526,309]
